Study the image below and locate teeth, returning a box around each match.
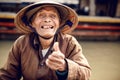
[41,26,53,29]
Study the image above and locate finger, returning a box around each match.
[45,59,59,70]
[50,52,65,59]
[53,42,60,51]
[48,55,64,64]
[46,58,66,71]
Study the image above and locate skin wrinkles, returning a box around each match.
[32,6,66,71]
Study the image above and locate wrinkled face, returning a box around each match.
[32,6,60,39]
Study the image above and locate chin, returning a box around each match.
[43,34,54,38]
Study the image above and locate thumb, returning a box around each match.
[53,42,60,51]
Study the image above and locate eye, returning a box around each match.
[39,14,46,18]
[50,14,57,19]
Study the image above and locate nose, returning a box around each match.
[44,17,51,23]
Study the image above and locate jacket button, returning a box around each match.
[40,63,44,66]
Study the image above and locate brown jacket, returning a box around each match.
[0,33,91,80]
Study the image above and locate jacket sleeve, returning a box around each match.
[0,38,22,80]
[65,36,91,80]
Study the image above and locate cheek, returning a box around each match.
[55,20,60,28]
[32,19,41,28]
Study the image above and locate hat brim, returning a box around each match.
[14,1,78,34]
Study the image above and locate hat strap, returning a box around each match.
[22,15,36,32]
[55,20,73,34]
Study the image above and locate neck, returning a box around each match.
[39,36,54,49]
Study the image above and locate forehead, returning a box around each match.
[30,6,60,22]
[39,6,59,13]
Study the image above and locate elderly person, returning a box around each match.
[0,1,91,80]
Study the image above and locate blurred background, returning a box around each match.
[0,0,120,80]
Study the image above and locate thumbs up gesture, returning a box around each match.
[46,42,66,71]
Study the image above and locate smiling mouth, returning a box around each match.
[41,26,54,29]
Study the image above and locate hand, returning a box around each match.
[45,42,66,71]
